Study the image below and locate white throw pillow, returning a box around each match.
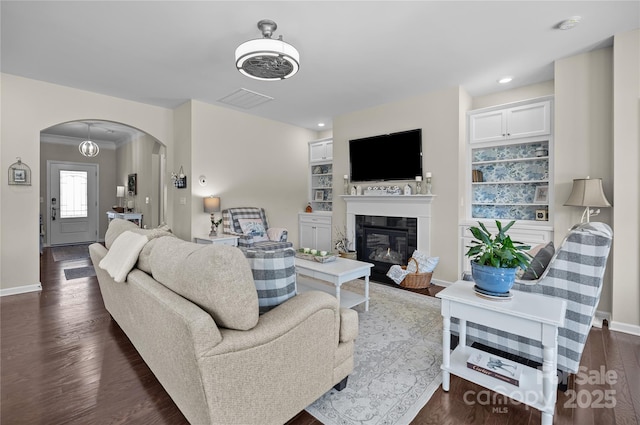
[238,218,269,242]
[406,250,440,273]
[99,230,149,283]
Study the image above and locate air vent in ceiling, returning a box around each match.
[217,88,274,109]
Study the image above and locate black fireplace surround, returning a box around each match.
[355,215,417,285]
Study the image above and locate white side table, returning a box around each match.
[194,234,239,246]
[437,281,566,425]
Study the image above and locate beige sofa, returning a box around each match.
[90,219,358,425]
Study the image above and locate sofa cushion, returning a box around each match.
[150,237,259,330]
[521,241,555,280]
[99,230,149,283]
[105,218,173,249]
[105,219,140,249]
[240,247,297,314]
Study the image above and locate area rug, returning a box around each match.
[63,266,96,280]
[51,243,91,262]
[305,280,443,425]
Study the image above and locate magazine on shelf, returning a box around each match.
[467,349,523,387]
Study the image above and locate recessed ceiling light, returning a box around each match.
[318,123,325,127]
[557,16,581,30]
[497,76,513,84]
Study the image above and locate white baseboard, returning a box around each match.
[592,310,611,328]
[431,278,453,287]
[609,321,640,336]
[1,283,42,297]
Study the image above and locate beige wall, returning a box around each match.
[555,47,614,314]
[472,81,555,110]
[188,100,315,243]
[116,134,165,230]
[39,141,117,241]
[0,73,174,294]
[333,86,464,283]
[612,29,640,331]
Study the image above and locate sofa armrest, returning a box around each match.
[206,291,340,356]
[339,307,358,343]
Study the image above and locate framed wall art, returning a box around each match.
[8,158,31,186]
[128,173,137,195]
[534,185,549,204]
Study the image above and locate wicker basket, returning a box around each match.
[399,258,433,289]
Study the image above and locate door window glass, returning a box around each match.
[60,170,88,218]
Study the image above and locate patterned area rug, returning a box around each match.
[305,281,443,425]
[63,266,96,280]
[51,243,91,262]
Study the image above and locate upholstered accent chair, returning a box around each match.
[222,207,293,250]
[453,222,613,380]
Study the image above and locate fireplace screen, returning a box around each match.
[364,226,407,265]
[356,215,417,285]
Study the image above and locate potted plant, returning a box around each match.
[465,220,531,294]
[334,227,357,260]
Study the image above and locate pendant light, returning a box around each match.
[235,19,300,81]
[79,122,99,157]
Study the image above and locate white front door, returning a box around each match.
[48,161,99,246]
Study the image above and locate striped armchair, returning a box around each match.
[453,222,613,376]
[222,207,293,250]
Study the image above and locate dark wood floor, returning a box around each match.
[1,246,638,424]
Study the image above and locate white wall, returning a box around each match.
[612,29,640,332]
[472,81,554,110]
[116,134,165,229]
[555,47,614,314]
[0,73,174,295]
[333,86,464,283]
[188,100,315,242]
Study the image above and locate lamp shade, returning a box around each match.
[116,186,126,198]
[564,178,612,207]
[203,196,221,213]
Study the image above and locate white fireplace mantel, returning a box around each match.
[342,195,436,255]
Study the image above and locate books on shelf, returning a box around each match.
[467,350,523,386]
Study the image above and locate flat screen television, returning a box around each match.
[349,129,423,182]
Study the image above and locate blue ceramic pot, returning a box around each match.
[471,262,517,294]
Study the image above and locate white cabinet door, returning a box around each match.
[469,110,506,143]
[299,213,332,251]
[506,101,551,139]
[299,221,315,249]
[309,141,333,163]
[469,100,551,143]
[315,223,332,252]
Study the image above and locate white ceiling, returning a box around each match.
[2,1,638,138]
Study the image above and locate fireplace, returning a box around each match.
[343,194,435,284]
[356,215,417,284]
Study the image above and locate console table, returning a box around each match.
[437,281,566,425]
[106,211,143,227]
[194,235,239,246]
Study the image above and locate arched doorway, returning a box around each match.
[40,120,167,246]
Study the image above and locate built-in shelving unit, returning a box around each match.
[308,138,333,212]
[460,97,554,276]
[470,140,550,221]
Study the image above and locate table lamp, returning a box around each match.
[204,196,221,236]
[116,185,125,207]
[564,177,611,223]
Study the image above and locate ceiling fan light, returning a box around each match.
[235,20,300,81]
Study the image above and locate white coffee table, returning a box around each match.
[295,256,373,311]
[437,280,567,425]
